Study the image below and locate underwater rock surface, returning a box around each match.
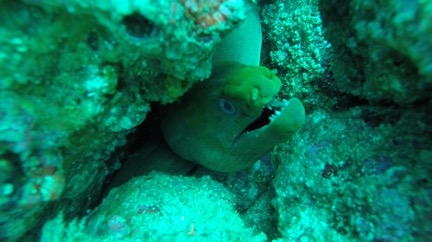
[319,0,432,103]
[0,0,246,240]
[41,173,266,241]
[0,0,431,241]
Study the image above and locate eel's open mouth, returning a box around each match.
[234,98,290,142]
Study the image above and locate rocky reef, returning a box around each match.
[0,0,431,241]
[0,0,247,240]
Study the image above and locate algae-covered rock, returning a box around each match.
[41,173,267,242]
[259,0,432,241]
[0,0,247,240]
[272,106,432,241]
[2,0,432,240]
[261,0,329,107]
[319,0,432,103]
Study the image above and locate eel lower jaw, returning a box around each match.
[231,97,305,147]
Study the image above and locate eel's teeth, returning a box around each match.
[265,103,273,110]
[269,110,281,122]
[266,98,284,109]
[268,98,291,108]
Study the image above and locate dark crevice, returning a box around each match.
[121,12,158,39]
[95,103,162,208]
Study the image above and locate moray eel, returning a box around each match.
[109,62,305,189]
[159,61,305,172]
[109,2,305,187]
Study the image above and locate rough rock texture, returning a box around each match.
[272,106,432,241]
[0,0,246,240]
[262,0,432,241]
[319,0,432,103]
[41,173,267,242]
[261,0,329,107]
[2,0,432,241]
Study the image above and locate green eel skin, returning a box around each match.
[159,61,306,172]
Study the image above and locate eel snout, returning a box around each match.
[233,97,305,149]
[236,97,305,140]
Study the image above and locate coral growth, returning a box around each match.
[319,0,432,103]
[0,0,246,240]
[42,173,267,242]
[261,0,329,105]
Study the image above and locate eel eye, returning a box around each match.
[219,97,237,116]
